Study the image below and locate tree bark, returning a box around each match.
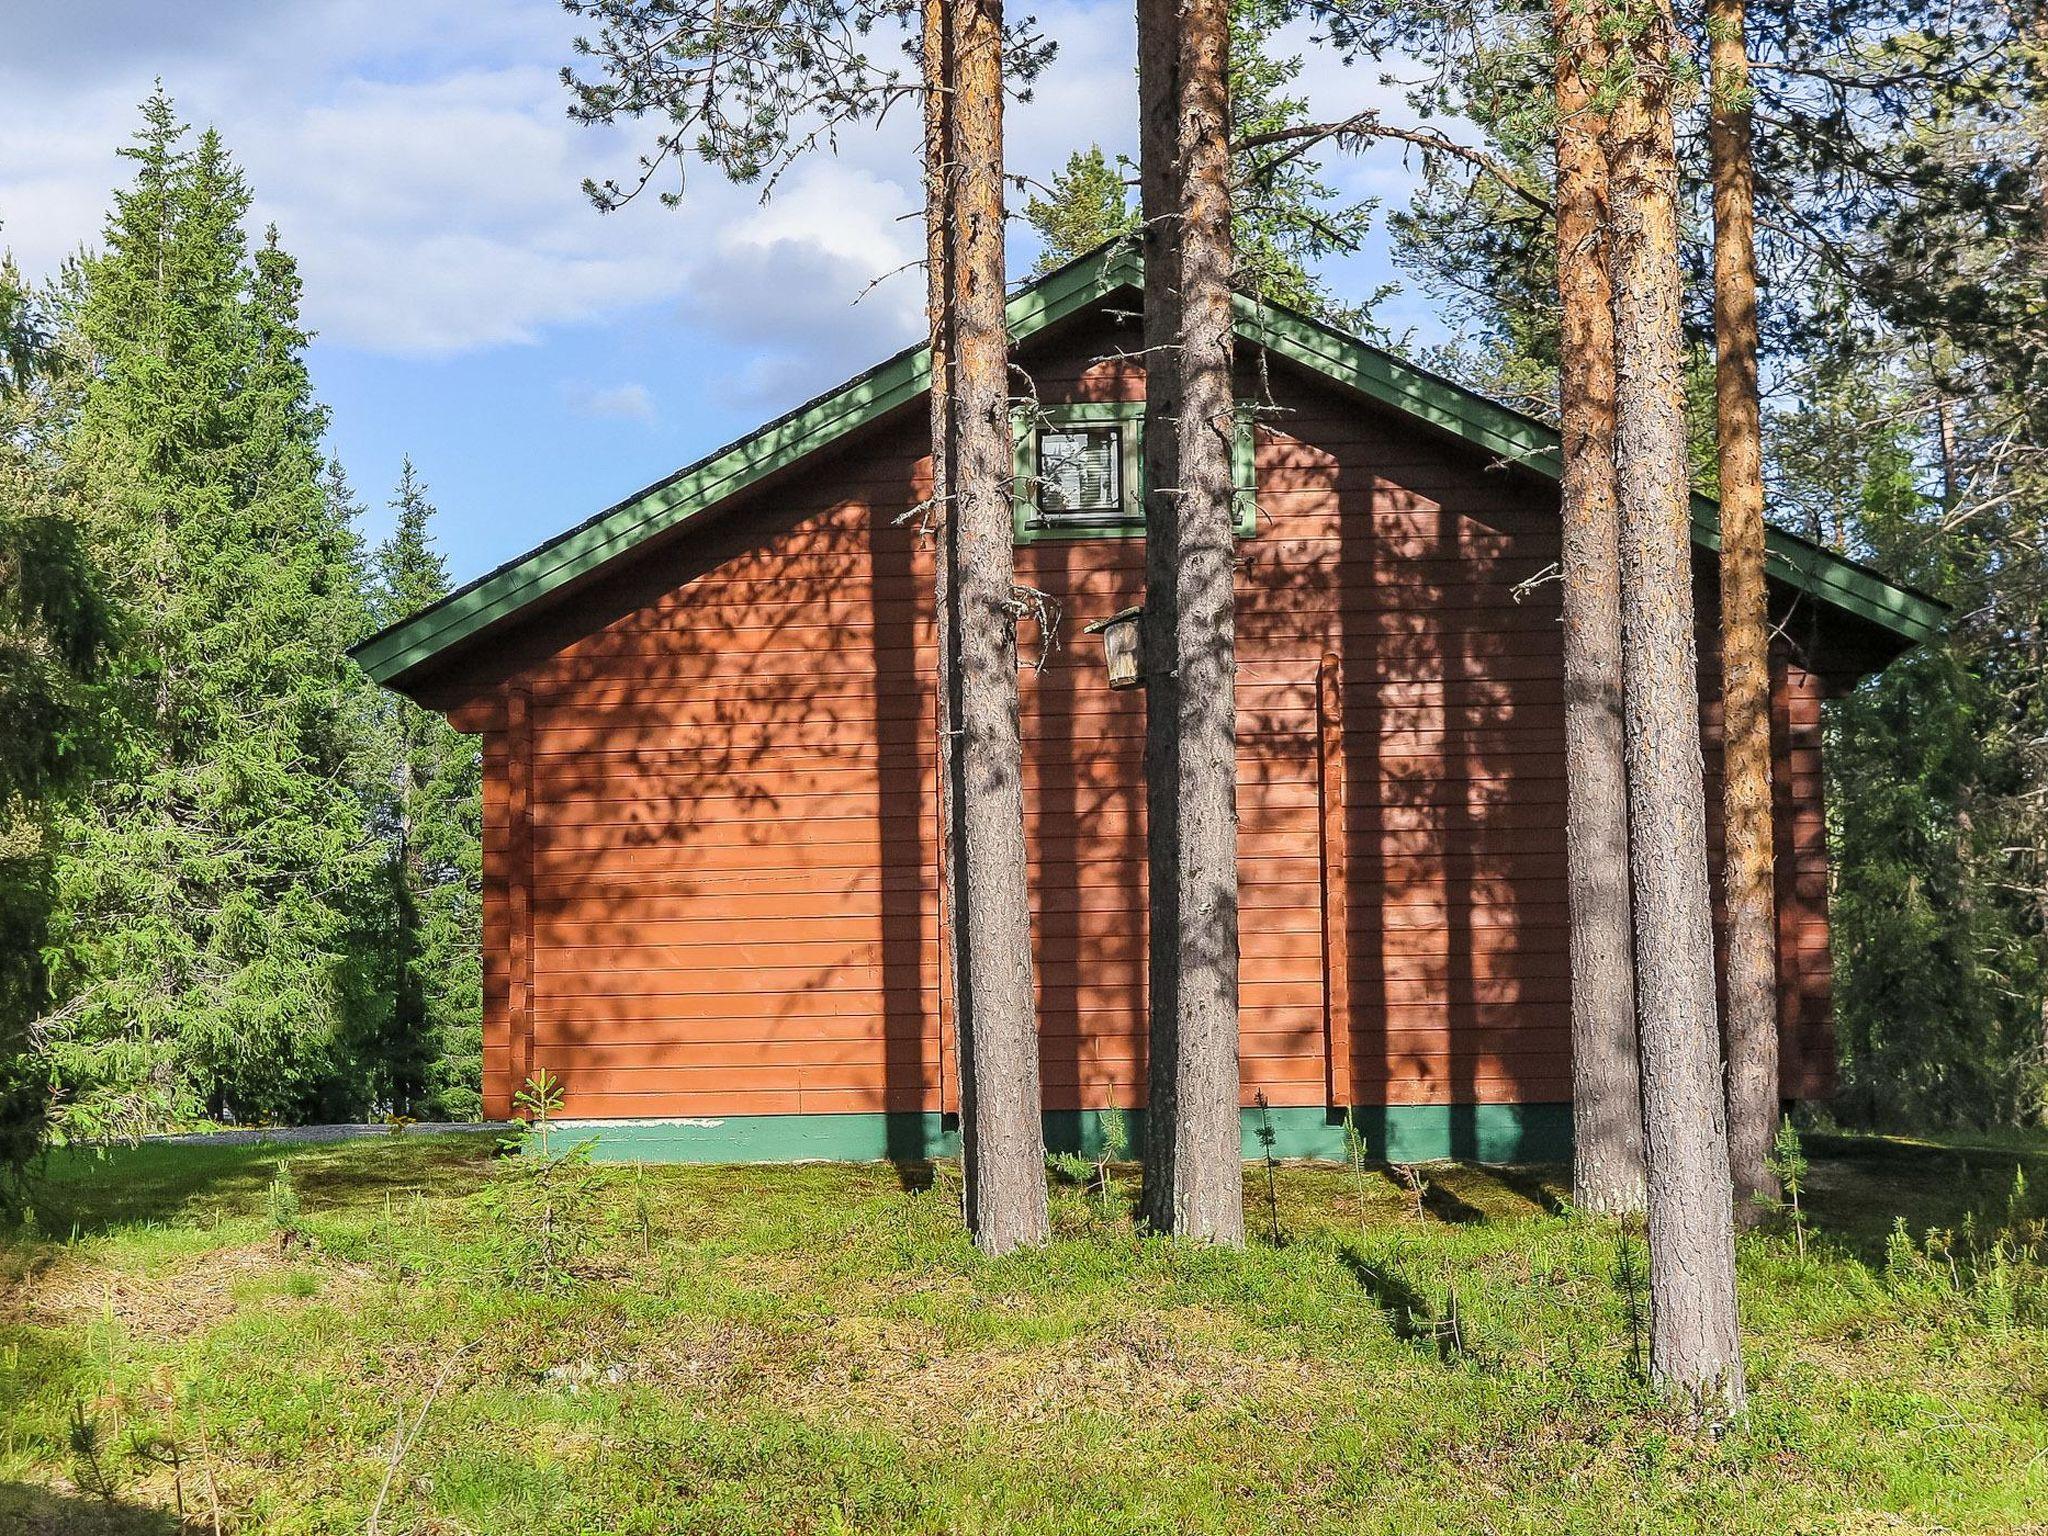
[1554,0,1646,1218]
[1138,0,1245,1244]
[1709,0,1781,1223]
[921,0,971,1229]
[945,0,1049,1254]
[1607,0,1747,1417]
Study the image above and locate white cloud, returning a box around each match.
[564,380,657,423]
[0,0,1436,375]
[0,1,937,364]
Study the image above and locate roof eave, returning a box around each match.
[358,240,1942,693]
[353,241,1142,689]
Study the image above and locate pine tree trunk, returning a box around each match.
[1709,0,1781,1223]
[1607,0,1747,1418]
[921,0,972,1231]
[1554,0,1645,1217]
[1138,0,1245,1244]
[946,0,1049,1254]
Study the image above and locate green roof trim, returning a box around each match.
[356,241,1940,688]
[353,243,1142,685]
[1233,296,1947,646]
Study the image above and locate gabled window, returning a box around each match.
[1013,400,1259,543]
[1038,424,1124,525]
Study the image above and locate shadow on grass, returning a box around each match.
[0,1482,178,1534]
[1474,1164,1571,1216]
[27,1134,496,1238]
[1800,1131,2048,1263]
[1335,1242,1466,1361]
[1372,1165,1490,1225]
[893,1160,937,1194]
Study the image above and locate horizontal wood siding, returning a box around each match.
[469,307,1837,1124]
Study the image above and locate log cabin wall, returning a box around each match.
[468,305,1837,1145]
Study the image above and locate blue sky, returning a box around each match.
[3,0,1445,585]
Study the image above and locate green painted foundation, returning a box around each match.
[554,1103,1572,1166]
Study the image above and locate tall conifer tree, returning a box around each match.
[1605,2,1746,1416]
[1026,0,1375,329]
[1709,0,1781,1219]
[1,255,105,1197]
[1553,0,1645,1216]
[1138,0,1247,1245]
[368,459,483,1121]
[43,94,384,1133]
[942,0,1051,1253]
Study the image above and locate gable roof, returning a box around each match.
[354,241,1944,690]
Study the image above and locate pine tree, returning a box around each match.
[1553,0,1645,1217]
[1605,0,1746,1417]
[43,95,386,1134]
[565,0,1055,1231]
[1708,0,1781,1219]
[1138,0,1248,1245]
[368,459,483,1121]
[1228,0,1377,322]
[942,0,1051,1254]
[1024,148,1138,273]
[1757,4,2047,1133]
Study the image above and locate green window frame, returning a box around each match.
[1013,400,1258,543]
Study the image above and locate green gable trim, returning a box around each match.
[545,1103,1572,1166]
[355,243,1143,686]
[358,240,1939,689]
[1231,295,1947,646]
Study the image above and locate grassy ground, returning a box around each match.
[3,1128,2046,1534]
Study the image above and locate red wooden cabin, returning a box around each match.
[357,247,1940,1162]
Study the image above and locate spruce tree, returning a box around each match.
[368,459,483,1121]
[43,94,386,1133]
[0,255,106,1201]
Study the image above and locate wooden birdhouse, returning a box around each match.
[1083,606,1145,689]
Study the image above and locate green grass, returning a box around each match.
[3,1129,2046,1534]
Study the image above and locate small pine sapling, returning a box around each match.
[267,1159,301,1254]
[1254,1093,1283,1245]
[2006,1165,2037,1241]
[1048,1151,1094,1186]
[1094,1108,1130,1212]
[1614,1218,1649,1383]
[1768,1115,1810,1258]
[68,1402,121,1503]
[1343,1108,1370,1236]
[1884,1216,1916,1280]
[1397,1162,1429,1222]
[511,1069,568,1157]
[490,1071,601,1287]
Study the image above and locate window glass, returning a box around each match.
[1037,425,1122,521]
